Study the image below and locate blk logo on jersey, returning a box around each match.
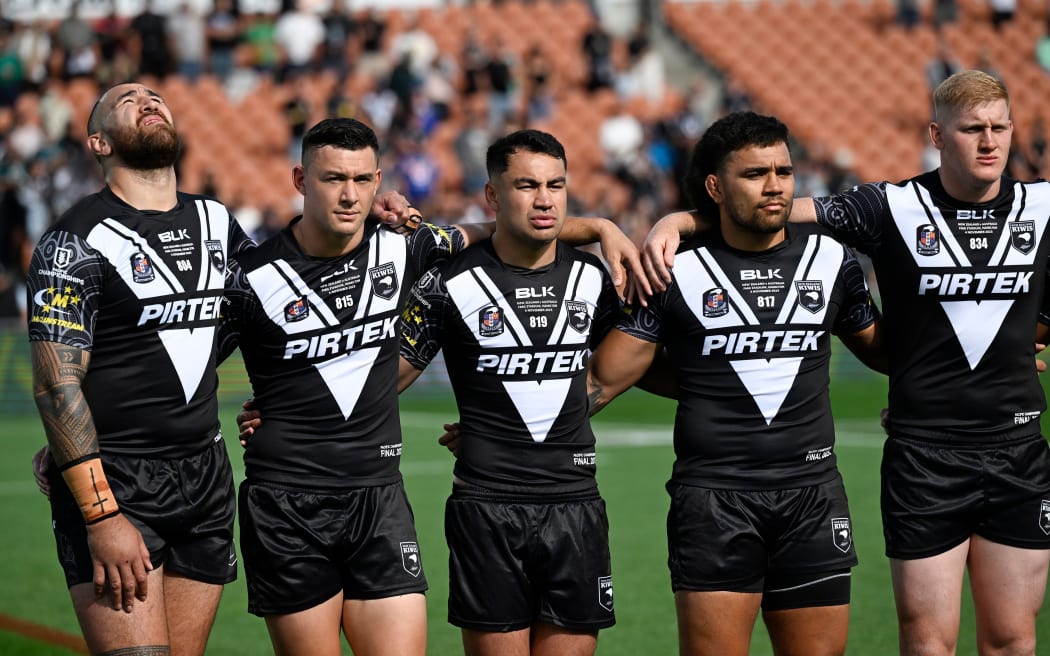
[795,281,825,313]
[284,297,309,322]
[479,305,504,336]
[369,262,398,300]
[1039,500,1050,536]
[598,576,614,612]
[53,247,72,269]
[832,518,852,553]
[401,542,422,577]
[916,224,939,256]
[566,300,590,333]
[703,287,728,318]
[1010,221,1036,255]
[130,252,155,283]
[205,240,225,272]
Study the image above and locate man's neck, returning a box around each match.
[107,166,178,212]
[491,231,556,269]
[938,168,1001,204]
[719,220,786,252]
[291,218,366,258]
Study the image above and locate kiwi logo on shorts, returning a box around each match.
[401,541,422,577]
[832,518,852,553]
[598,576,614,612]
[1040,500,1050,536]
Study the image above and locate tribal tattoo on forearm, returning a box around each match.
[31,342,99,466]
[586,374,608,417]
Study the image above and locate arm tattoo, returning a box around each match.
[586,375,607,417]
[31,342,99,466]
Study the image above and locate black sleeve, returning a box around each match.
[812,182,890,255]
[26,230,108,350]
[832,247,880,335]
[589,268,623,348]
[399,267,452,370]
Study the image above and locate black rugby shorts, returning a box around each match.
[666,476,857,593]
[49,439,237,587]
[445,487,615,632]
[239,479,427,616]
[882,434,1050,559]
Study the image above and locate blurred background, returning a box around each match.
[2,0,1050,322]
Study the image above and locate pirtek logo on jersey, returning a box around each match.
[701,330,826,356]
[475,349,588,375]
[917,271,1032,296]
[138,296,223,326]
[283,315,396,359]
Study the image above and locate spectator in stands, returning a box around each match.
[55,1,98,80]
[10,20,52,89]
[93,8,132,86]
[932,0,958,29]
[392,130,439,211]
[319,4,355,79]
[129,0,172,79]
[460,29,489,97]
[486,39,517,133]
[583,16,614,90]
[284,77,311,165]
[242,11,279,78]
[453,103,489,196]
[274,0,324,81]
[896,0,921,29]
[167,1,207,83]
[356,9,388,80]
[0,29,23,108]
[389,13,437,83]
[522,45,554,123]
[205,0,240,83]
[989,0,1016,30]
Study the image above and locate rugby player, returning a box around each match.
[397,129,621,656]
[27,82,252,655]
[645,71,1050,656]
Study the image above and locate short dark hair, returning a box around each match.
[684,111,790,219]
[486,129,567,179]
[302,118,380,166]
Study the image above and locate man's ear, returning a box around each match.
[705,174,723,203]
[87,133,111,158]
[484,181,498,212]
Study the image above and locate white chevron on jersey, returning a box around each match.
[446,266,574,442]
[447,268,532,348]
[87,212,223,402]
[675,250,751,328]
[314,346,382,419]
[888,181,1050,369]
[547,260,603,346]
[355,230,408,319]
[246,259,338,333]
[678,235,842,424]
[777,235,844,325]
[196,199,231,289]
[730,357,804,425]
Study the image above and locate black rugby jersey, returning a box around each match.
[814,171,1050,442]
[26,187,253,458]
[222,219,465,488]
[618,223,877,489]
[400,240,621,494]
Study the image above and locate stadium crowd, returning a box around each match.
[0,0,876,321]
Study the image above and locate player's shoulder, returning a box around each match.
[49,189,116,236]
[231,227,293,272]
[557,240,607,271]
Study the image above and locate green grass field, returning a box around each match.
[1,342,1048,655]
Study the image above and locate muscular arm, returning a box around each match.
[838,322,888,375]
[31,341,98,465]
[30,341,152,611]
[587,329,662,415]
[561,217,646,293]
[398,357,424,393]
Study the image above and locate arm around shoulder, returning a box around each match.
[587,329,662,415]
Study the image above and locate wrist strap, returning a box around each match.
[60,456,120,525]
